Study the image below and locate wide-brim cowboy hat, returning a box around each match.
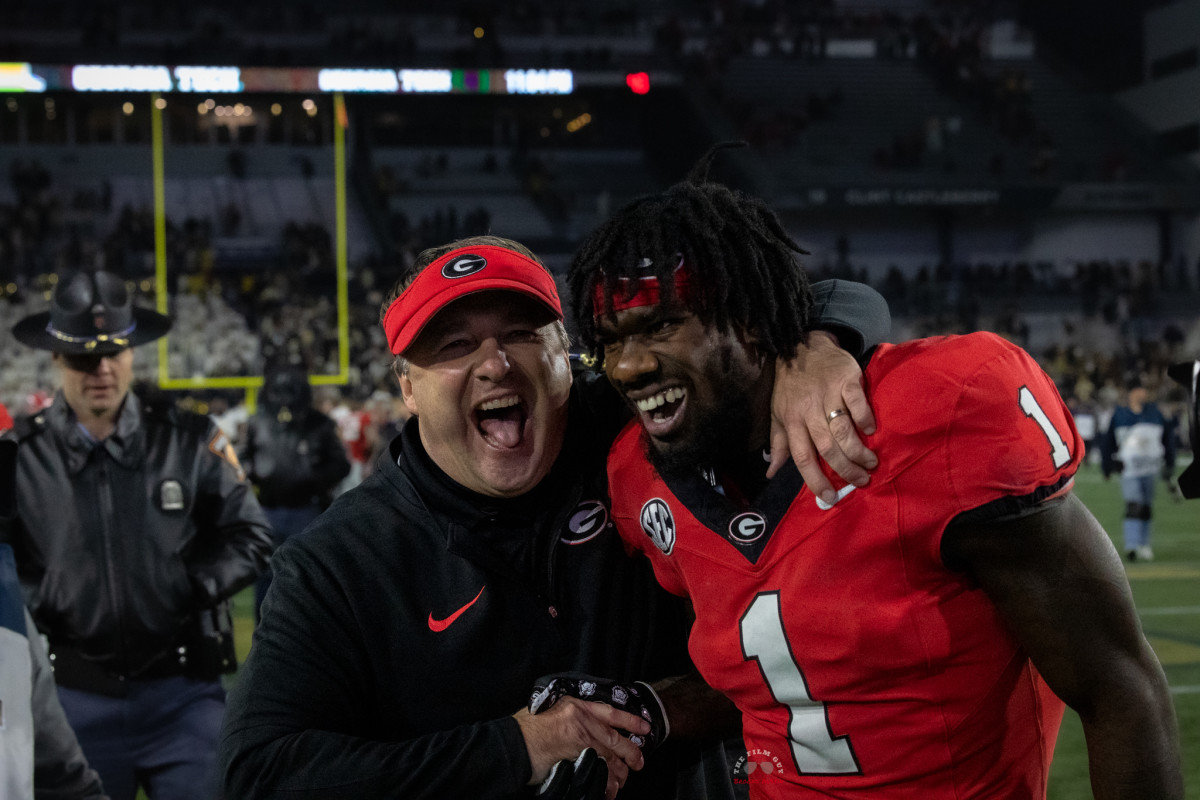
[12,270,172,355]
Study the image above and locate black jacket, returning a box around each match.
[0,389,273,681]
[240,407,350,509]
[221,374,733,799]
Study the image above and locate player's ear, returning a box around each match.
[733,325,769,365]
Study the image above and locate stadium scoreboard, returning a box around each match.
[1,63,576,95]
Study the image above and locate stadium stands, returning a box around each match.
[0,0,1197,439]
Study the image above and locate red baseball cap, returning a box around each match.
[383,245,562,355]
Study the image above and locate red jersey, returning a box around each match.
[608,332,1084,799]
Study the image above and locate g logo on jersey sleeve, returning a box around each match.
[561,499,609,545]
[639,498,676,554]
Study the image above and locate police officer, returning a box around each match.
[2,270,274,800]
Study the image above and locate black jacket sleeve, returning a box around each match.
[310,415,352,497]
[186,417,274,605]
[810,278,891,357]
[219,541,533,800]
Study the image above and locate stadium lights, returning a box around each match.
[565,112,592,133]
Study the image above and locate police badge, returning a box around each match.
[159,479,185,511]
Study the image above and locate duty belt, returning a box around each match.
[48,638,195,697]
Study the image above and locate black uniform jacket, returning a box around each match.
[0,390,273,678]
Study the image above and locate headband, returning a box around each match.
[593,257,694,316]
[383,245,563,354]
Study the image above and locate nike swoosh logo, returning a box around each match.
[428,586,486,632]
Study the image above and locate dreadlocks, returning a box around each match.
[568,142,812,363]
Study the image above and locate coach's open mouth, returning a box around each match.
[475,395,528,448]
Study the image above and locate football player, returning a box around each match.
[568,144,1183,799]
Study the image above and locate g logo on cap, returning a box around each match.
[382,244,563,355]
[442,255,488,279]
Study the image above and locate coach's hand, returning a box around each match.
[515,698,647,800]
[529,672,669,753]
[534,747,609,800]
[769,329,877,504]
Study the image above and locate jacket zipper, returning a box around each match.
[96,453,128,676]
[542,480,585,622]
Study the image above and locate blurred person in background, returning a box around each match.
[240,359,350,622]
[1167,359,1199,498]
[362,389,410,477]
[325,393,371,495]
[3,409,110,800]
[1,270,274,800]
[207,392,249,448]
[1101,377,1177,561]
[1066,395,1098,465]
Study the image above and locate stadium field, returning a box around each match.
[228,458,1197,796]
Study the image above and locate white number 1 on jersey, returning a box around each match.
[1019,386,1071,468]
[740,592,861,775]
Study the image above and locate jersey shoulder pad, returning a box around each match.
[869,332,1039,411]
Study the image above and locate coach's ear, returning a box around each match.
[398,372,420,417]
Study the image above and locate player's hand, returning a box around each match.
[530,672,669,752]
[515,698,648,799]
[769,330,877,504]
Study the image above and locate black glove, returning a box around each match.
[534,748,607,800]
[529,671,669,752]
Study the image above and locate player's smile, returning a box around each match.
[630,384,689,438]
[598,305,770,473]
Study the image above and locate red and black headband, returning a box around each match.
[592,256,694,317]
